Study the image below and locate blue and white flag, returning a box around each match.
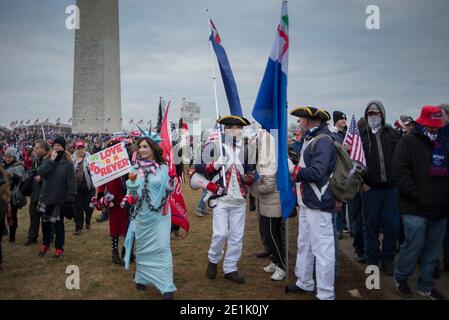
[252,1,295,219]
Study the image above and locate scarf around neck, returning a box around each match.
[304,126,321,141]
[416,124,448,177]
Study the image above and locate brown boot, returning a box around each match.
[206,261,217,279]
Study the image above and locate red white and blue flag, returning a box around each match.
[209,18,243,117]
[343,115,366,167]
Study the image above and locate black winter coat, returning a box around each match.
[38,155,77,205]
[360,125,399,188]
[393,129,449,219]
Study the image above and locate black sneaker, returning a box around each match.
[206,261,218,279]
[417,288,446,300]
[394,278,413,299]
[224,271,245,284]
[285,284,314,295]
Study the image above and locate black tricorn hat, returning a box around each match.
[217,115,251,126]
[290,106,331,121]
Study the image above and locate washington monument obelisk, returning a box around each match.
[72,0,122,133]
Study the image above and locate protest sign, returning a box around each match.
[87,142,131,187]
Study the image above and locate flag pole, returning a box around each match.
[206,10,226,188]
[41,126,46,140]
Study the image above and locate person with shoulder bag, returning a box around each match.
[1,147,26,243]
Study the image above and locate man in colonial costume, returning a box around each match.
[195,115,257,284]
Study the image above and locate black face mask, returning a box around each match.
[55,150,65,162]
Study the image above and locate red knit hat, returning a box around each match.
[416,105,445,128]
[181,123,189,130]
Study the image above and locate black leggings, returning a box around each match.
[260,216,286,270]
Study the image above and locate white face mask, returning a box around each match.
[367,115,382,130]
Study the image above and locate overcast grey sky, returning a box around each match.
[0,0,448,130]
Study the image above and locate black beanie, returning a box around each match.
[333,111,347,126]
[53,136,67,149]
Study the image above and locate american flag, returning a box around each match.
[343,115,366,167]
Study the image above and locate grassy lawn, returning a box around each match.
[0,185,387,300]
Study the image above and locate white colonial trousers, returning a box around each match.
[294,138,335,300]
[295,206,335,300]
[208,143,247,274]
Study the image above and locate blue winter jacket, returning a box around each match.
[296,126,337,212]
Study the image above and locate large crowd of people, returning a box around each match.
[1,101,449,300]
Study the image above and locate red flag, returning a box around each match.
[160,101,189,235]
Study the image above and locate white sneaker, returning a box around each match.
[271,267,286,281]
[263,262,277,273]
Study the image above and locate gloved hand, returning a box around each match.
[206,182,224,196]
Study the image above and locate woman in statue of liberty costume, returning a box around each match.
[123,133,176,300]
